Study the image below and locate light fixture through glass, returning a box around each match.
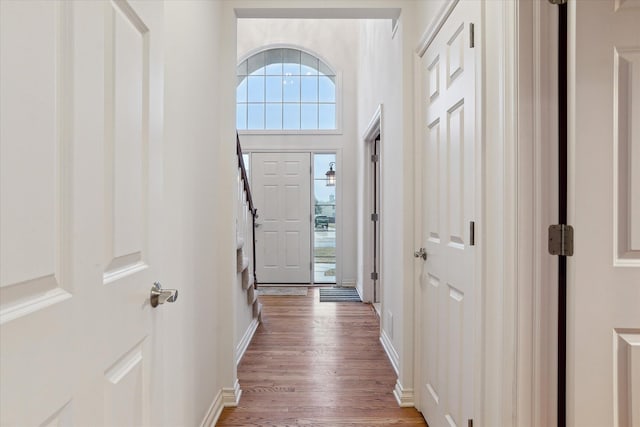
[326,162,336,186]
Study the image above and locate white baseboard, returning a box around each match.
[222,379,242,407]
[393,379,415,407]
[380,329,399,375]
[200,390,224,427]
[341,279,356,287]
[236,318,259,366]
[200,380,243,427]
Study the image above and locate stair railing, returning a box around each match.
[236,133,258,289]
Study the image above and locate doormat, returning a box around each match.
[319,287,361,302]
[257,287,308,296]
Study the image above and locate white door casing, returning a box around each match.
[0,1,164,425]
[417,1,479,426]
[252,152,311,284]
[568,1,640,426]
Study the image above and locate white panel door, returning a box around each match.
[252,153,311,283]
[0,1,165,425]
[417,2,479,426]
[569,2,640,426]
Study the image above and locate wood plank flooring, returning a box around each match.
[217,288,427,426]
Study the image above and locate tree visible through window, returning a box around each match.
[237,48,336,131]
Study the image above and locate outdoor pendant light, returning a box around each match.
[325,162,336,186]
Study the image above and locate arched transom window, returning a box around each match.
[236,47,336,131]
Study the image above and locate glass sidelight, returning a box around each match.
[313,154,336,283]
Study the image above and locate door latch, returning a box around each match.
[414,247,427,260]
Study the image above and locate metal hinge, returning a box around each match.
[469,23,475,48]
[371,213,379,222]
[548,224,574,256]
[371,154,379,162]
[470,221,475,246]
[371,272,378,280]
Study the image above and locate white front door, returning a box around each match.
[568,2,640,426]
[417,2,479,426]
[0,1,165,425]
[252,152,311,283]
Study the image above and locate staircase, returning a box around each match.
[236,134,261,322]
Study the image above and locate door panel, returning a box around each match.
[253,153,311,283]
[0,1,163,425]
[569,2,640,426]
[418,2,478,426]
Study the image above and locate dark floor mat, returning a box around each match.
[319,287,361,302]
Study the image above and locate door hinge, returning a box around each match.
[548,224,574,256]
[371,154,379,162]
[470,221,475,246]
[371,213,379,222]
[469,23,475,48]
[371,272,379,280]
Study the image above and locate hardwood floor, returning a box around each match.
[217,288,427,426]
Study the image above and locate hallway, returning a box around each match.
[218,288,427,426]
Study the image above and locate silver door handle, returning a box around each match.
[150,282,178,308]
[414,247,427,260]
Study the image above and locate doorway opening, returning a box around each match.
[363,105,382,308]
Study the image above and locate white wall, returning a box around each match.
[356,5,423,400]
[164,1,237,424]
[236,19,360,287]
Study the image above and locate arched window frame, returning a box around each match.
[236,45,342,135]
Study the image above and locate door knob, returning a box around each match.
[150,282,178,308]
[414,247,427,260]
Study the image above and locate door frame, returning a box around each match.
[362,104,383,305]
[413,1,557,425]
[247,149,342,286]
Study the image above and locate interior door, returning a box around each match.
[0,1,165,425]
[417,2,478,426]
[568,2,640,426]
[252,152,311,283]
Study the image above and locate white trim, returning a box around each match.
[239,129,342,136]
[391,18,400,39]
[237,43,338,76]
[415,0,460,58]
[199,390,224,427]
[362,104,382,142]
[222,380,242,407]
[199,381,243,427]
[380,329,399,376]
[515,2,559,426]
[393,380,415,408]
[236,318,259,366]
